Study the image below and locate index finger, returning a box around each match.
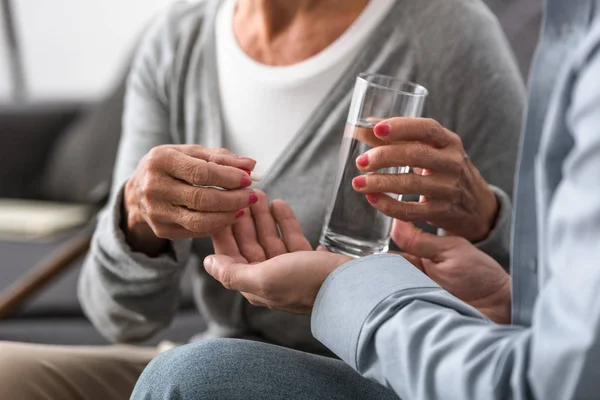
[161,148,251,189]
[174,145,256,171]
[373,118,458,148]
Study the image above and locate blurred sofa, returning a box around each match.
[0,0,542,346]
[0,76,205,345]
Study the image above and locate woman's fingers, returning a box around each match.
[373,118,459,149]
[250,191,288,258]
[364,193,451,222]
[160,181,256,212]
[352,172,459,199]
[173,145,256,171]
[157,147,253,189]
[271,200,312,252]
[356,143,460,173]
[172,207,242,236]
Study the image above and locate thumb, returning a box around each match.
[204,255,258,292]
[391,220,454,260]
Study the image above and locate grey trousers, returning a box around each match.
[131,338,400,400]
[0,341,158,400]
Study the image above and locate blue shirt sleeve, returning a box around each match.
[312,22,600,400]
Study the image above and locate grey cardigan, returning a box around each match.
[78,0,525,352]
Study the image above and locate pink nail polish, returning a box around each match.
[374,123,390,137]
[353,176,367,188]
[242,169,252,176]
[356,154,369,168]
[236,210,245,219]
[240,176,252,187]
[366,194,378,204]
[249,192,258,205]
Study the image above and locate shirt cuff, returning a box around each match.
[94,184,192,280]
[311,254,439,369]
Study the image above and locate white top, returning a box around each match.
[215,0,395,177]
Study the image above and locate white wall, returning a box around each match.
[5,0,184,102]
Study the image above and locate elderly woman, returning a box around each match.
[0,0,523,399]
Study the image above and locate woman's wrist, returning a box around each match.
[121,179,169,256]
[469,188,500,243]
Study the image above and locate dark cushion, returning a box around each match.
[0,103,82,198]
[39,75,127,203]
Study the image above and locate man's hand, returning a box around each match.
[211,190,312,263]
[208,192,352,315]
[207,192,509,322]
[352,118,498,242]
[391,220,511,324]
[123,145,257,256]
[204,251,351,315]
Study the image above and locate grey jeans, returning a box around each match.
[131,338,399,399]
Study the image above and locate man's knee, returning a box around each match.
[133,339,258,399]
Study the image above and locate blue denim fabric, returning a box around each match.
[130,339,398,400]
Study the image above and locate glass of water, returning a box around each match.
[319,73,428,258]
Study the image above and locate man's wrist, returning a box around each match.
[474,277,512,324]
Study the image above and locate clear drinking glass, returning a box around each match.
[319,73,428,258]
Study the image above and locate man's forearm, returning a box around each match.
[312,255,529,399]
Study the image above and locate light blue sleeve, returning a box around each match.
[312,254,530,399]
[312,25,600,399]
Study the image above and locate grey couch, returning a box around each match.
[0,80,205,345]
[0,0,542,345]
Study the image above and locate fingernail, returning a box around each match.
[353,176,367,188]
[366,194,378,204]
[240,176,252,187]
[374,123,390,137]
[236,209,245,219]
[241,168,251,176]
[356,154,369,167]
[204,256,214,269]
[249,192,258,205]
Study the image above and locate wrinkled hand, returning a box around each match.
[352,118,498,242]
[124,145,257,255]
[208,192,352,315]
[391,220,511,324]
